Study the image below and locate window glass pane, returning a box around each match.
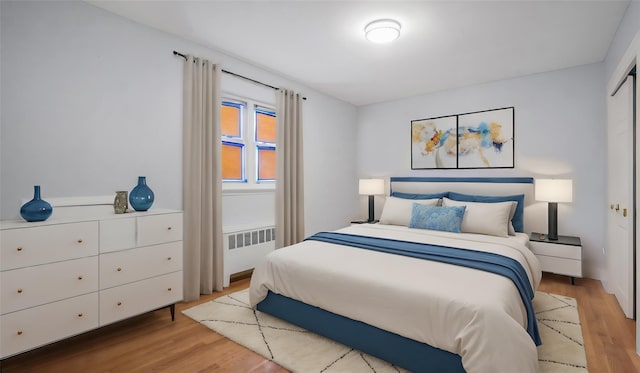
[257,146,276,181]
[222,102,241,137]
[222,142,244,181]
[256,109,276,143]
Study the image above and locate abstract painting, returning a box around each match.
[411,107,514,169]
[457,107,514,168]
[411,115,457,169]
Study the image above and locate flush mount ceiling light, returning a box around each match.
[364,19,401,44]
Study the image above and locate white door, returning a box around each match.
[607,75,635,319]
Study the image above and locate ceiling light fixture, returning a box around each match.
[364,19,401,44]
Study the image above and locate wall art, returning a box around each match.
[411,107,514,169]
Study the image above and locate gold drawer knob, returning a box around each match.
[78,313,83,318]
[17,331,23,336]
[117,267,122,272]
[77,239,83,244]
[78,275,83,280]
[167,288,172,292]
[167,226,172,231]
[117,301,122,306]
[17,288,23,294]
[167,257,172,261]
[16,247,23,252]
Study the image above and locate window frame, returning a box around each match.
[221,100,247,183]
[221,140,246,182]
[220,95,276,191]
[254,106,277,183]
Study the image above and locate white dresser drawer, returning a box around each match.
[99,242,183,289]
[1,221,98,271]
[99,271,183,326]
[0,292,99,359]
[137,213,183,247]
[1,256,99,314]
[99,218,136,253]
[536,255,583,278]
[529,241,582,260]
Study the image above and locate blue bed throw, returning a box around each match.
[305,231,541,346]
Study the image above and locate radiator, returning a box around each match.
[225,226,276,250]
[223,225,276,285]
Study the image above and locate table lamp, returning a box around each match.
[535,179,573,240]
[359,179,384,223]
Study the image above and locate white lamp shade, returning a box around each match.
[359,179,385,195]
[535,179,573,203]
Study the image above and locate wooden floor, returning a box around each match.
[2,273,640,372]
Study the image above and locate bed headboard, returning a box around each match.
[388,177,542,234]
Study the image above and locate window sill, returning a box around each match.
[222,183,275,195]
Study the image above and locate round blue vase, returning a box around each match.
[20,185,53,222]
[129,176,154,211]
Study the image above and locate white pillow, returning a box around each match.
[442,197,513,237]
[379,196,440,226]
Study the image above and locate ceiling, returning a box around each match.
[87,1,630,106]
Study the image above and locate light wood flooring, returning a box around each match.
[2,273,640,372]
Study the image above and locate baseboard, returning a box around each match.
[230,268,254,282]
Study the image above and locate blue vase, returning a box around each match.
[20,185,53,222]
[129,176,154,211]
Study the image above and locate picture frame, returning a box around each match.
[457,107,514,169]
[411,107,514,169]
[411,115,457,169]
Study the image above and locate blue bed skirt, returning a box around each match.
[256,291,466,373]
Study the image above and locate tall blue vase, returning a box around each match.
[129,176,154,211]
[20,185,53,222]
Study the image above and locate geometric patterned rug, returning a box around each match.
[534,292,588,372]
[183,290,588,372]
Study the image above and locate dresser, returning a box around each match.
[0,209,183,359]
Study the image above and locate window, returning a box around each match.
[221,101,245,182]
[221,99,276,186]
[255,107,276,181]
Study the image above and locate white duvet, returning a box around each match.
[249,224,542,373]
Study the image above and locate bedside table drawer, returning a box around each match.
[529,241,581,260]
[536,255,582,277]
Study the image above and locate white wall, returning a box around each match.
[357,63,607,280]
[0,1,359,236]
[604,1,640,84]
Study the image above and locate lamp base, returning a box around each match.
[548,202,558,240]
[368,195,375,222]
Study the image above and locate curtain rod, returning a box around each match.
[173,50,306,100]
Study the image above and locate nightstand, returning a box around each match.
[529,232,582,285]
[351,220,379,225]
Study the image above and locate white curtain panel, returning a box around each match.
[182,55,224,300]
[276,89,305,248]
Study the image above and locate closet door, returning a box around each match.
[607,75,635,319]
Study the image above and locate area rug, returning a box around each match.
[183,290,587,372]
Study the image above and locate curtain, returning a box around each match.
[275,89,305,248]
[182,55,224,301]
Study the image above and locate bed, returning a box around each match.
[249,177,542,373]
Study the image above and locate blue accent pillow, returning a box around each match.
[391,191,449,200]
[448,192,525,232]
[409,204,466,233]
